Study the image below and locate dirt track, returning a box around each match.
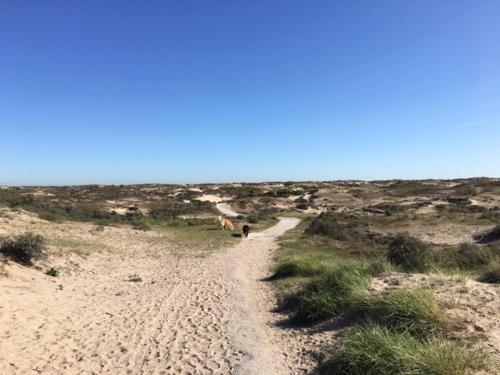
[0,212,318,375]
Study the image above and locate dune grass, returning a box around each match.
[272,258,328,279]
[272,210,498,372]
[321,325,490,375]
[352,288,449,337]
[291,263,371,323]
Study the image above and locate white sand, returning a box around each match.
[0,211,323,375]
[216,203,241,217]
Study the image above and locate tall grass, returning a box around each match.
[292,264,370,323]
[273,257,393,281]
[321,325,490,375]
[352,288,448,337]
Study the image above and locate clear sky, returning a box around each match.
[1,1,499,185]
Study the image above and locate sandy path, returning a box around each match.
[216,203,241,218]
[0,214,309,375]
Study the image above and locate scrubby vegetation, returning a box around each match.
[352,288,448,337]
[46,267,60,277]
[291,263,370,323]
[0,232,46,265]
[477,263,500,283]
[474,225,500,244]
[387,233,428,272]
[1,179,499,373]
[321,326,489,375]
[305,212,369,242]
[272,193,499,373]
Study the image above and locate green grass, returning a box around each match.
[352,288,449,337]
[321,325,491,375]
[272,258,330,279]
[291,263,371,323]
[426,242,500,276]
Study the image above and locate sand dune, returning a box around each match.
[0,215,317,375]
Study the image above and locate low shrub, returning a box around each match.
[321,325,490,375]
[305,212,367,242]
[387,233,428,272]
[247,214,259,224]
[46,267,60,277]
[474,225,500,244]
[477,263,500,284]
[455,243,496,269]
[0,232,46,265]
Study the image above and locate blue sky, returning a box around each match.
[1,1,499,185]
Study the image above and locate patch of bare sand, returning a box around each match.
[196,194,223,203]
[411,223,489,245]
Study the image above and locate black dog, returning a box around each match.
[242,224,250,238]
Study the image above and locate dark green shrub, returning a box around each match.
[247,214,259,224]
[0,232,46,265]
[46,267,60,277]
[477,264,500,283]
[305,212,367,242]
[474,225,500,244]
[387,233,428,272]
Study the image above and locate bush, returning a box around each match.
[305,212,367,242]
[474,225,500,244]
[295,198,309,210]
[321,325,490,375]
[0,232,46,265]
[247,214,259,224]
[352,288,448,337]
[292,264,370,323]
[46,267,60,277]
[477,263,500,284]
[387,233,428,272]
[455,243,496,269]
